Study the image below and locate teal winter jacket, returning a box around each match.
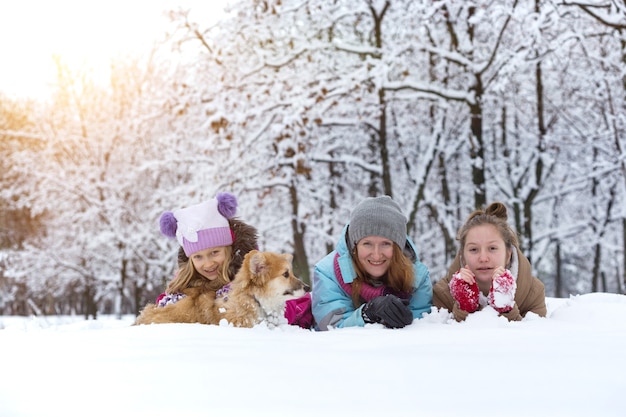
[312,225,432,330]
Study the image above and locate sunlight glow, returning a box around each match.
[0,0,229,100]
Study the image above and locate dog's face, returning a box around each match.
[239,250,307,314]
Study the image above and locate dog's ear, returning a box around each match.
[248,251,269,283]
[281,253,293,264]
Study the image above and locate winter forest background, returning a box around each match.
[1,0,625,318]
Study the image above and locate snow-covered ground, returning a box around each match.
[1,292,624,417]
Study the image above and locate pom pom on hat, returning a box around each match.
[348,196,407,250]
[159,211,178,238]
[217,192,237,219]
[161,193,239,256]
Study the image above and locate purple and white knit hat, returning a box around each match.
[159,192,238,256]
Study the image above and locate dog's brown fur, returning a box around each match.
[134,250,306,327]
[211,250,307,328]
[134,284,217,325]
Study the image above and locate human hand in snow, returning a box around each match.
[362,295,413,329]
[449,267,480,313]
[488,269,516,313]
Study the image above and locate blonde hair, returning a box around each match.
[350,243,414,308]
[166,246,233,293]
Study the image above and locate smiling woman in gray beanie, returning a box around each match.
[311,196,432,330]
[348,196,408,251]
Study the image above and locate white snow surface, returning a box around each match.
[1,293,624,417]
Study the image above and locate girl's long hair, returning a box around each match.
[166,246,233,294]
[350,243,414,308]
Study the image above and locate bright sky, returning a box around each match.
[0,0,229,99]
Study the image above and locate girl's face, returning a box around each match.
[190,246,228,281]
[355,236,394,279]
[462,224,511,287]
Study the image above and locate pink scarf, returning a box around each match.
[333,253,412,302]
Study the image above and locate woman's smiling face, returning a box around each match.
[355,236,394,279]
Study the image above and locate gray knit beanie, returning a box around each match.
[348,196,407,250]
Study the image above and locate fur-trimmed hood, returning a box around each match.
[177,218,259,280]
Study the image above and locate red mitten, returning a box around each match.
[488,270,516,313]
[449,272,480,313]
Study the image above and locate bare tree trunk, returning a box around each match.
[117,257,127,319]
[370,2,393,196]
[514,0,549,260]
[289,181,310,286]
[326,158,340,254]
[622,38,626,295]
[438,152,456,260]
[623,219,626,294]
[590,164,616,293]
[378,88,392,196]
[592,243,601,293]
[134,280,144,316]
[555,241,562,297]
[83,279,98,320]
[468,83,486,210]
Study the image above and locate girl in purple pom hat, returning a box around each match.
[135,192,258,324]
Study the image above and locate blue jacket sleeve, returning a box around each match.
[311,254,365,331]
[408,260,433,319]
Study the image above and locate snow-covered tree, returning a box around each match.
[3,0,626,316]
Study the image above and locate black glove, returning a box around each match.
[361,295,413,328]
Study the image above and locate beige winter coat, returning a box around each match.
[433,247,547,322]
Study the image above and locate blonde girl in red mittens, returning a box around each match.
[433,202,547,322]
